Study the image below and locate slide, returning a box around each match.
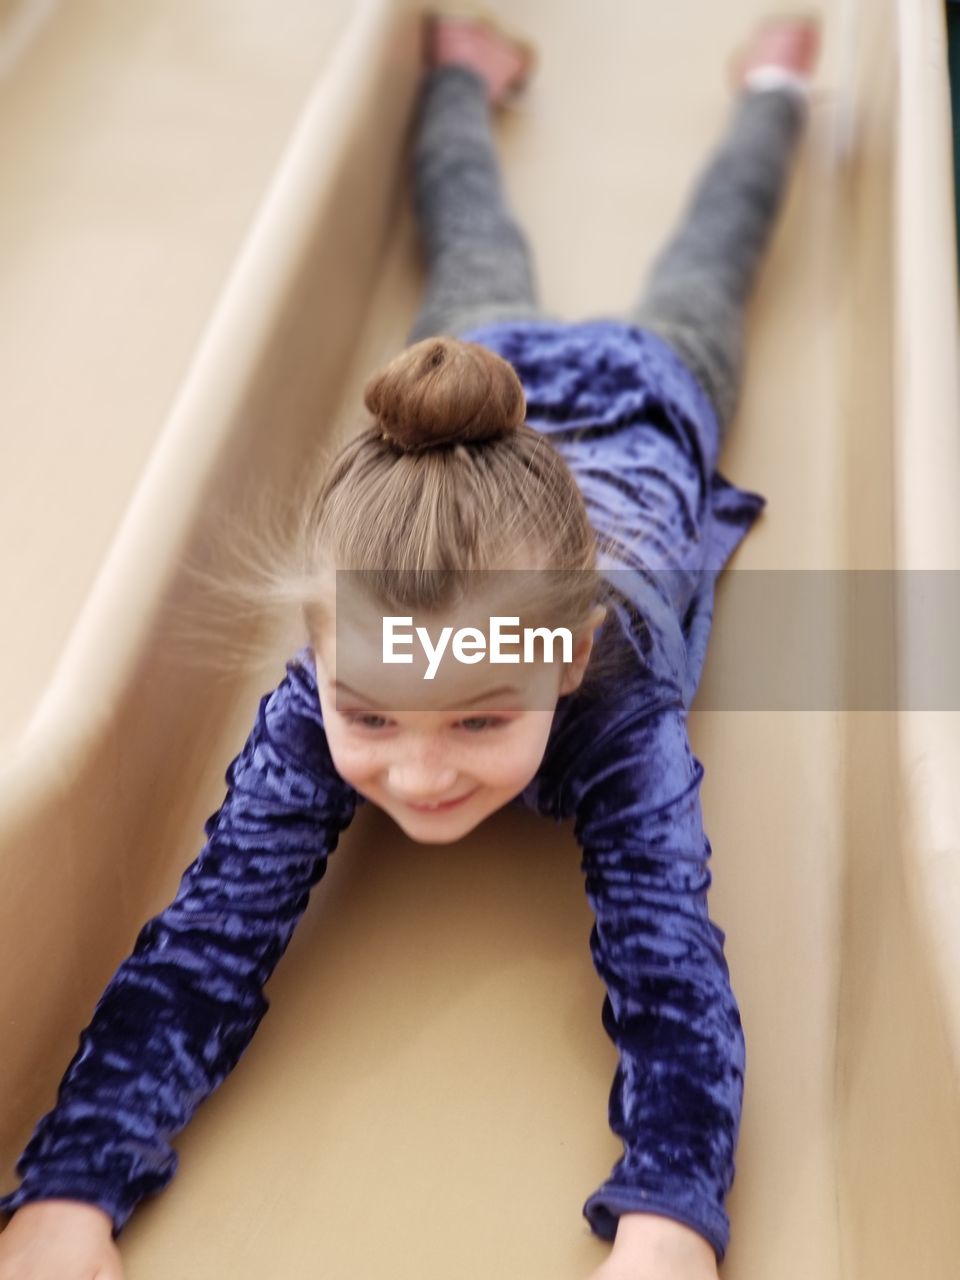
[1,0,959,1276]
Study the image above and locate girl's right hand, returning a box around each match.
[0,1200,124,1279]
[586,1213,720,1280]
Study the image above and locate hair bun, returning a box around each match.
[362,336,526,453]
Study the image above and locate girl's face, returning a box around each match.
[310,590,606,844]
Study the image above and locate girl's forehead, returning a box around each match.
[322,638,551,711]
[315,618,562,715]
[313,577,576,712]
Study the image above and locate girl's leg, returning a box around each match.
[627,82,809,437]
[406,59,551,344]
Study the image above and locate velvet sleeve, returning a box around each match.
[0,651,359,1239]
[572,689,745,1264]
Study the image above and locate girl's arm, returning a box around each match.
[570,688,744,1268]
[0,651,359,1239]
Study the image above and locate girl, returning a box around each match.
[0,10,820,1279]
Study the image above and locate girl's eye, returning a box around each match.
[458,716,507,733]
[340,712,507,733]
[342,712,391,730]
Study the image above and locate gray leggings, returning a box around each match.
[406,64,808,434]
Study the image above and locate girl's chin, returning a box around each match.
[398,813,482,841]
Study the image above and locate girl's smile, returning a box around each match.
[405,788,479,812]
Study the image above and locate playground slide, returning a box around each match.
[2,0,959,1276]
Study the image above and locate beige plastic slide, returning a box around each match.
[2,0,959,1275]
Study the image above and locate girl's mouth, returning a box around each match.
[406,789,478,813]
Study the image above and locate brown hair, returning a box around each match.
[169,336,633,696]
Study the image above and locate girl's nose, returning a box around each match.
[388,758,458,800]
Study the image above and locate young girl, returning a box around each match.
[0,11,820,1279]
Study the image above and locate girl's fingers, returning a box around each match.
[93,1259,126,1280]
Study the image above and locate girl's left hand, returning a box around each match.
[584,1212,720,1280]
[586,1258,718,1280]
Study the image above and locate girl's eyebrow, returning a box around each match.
[331,680,519,711]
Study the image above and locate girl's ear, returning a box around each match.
[558,603,608,697]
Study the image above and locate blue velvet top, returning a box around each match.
[0,320,766,1263]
